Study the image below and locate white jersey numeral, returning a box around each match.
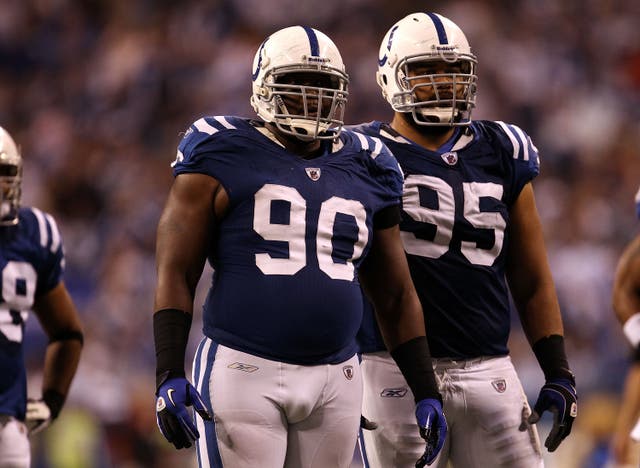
[0,261,37,343]
[401,176,505,266]
[253,184,368,280]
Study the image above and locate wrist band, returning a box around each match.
[390,336,440,403]
[623,313,640,348]
[43,389,65,420]
[532,334,574,382]
[153,308,192,390]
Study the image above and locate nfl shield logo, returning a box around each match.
[491,379,507,393]
[305,167,321,181]
[343,365,354,380]
[441,152,458,166]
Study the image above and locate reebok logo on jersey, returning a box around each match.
[380,387,408,398]
[491,379,507,393]
[441,152,458,166]
[305,167,321,181]
[228,362,259,373]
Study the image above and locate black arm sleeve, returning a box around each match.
[390,336,441,403]
[373,204,402,229]
[153,308,192,390]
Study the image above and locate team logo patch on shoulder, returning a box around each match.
[305,167,321,181]
[441,152,458,166]
[491,379,507,393]
[380,387,408,398]
[228,362,259,373]
[343,365,354,380]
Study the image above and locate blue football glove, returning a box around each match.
[415,398,447,467]
[527,377,577,452]
[156,377,212,449]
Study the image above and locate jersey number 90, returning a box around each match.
[253,184,368,280]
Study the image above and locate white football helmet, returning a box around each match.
[0,126,22,226]
[250,26,349,140]
[377,12,478,126]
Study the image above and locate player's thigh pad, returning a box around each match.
[440,355,543,468]
[360,351,426,468]
[0,416,30,468]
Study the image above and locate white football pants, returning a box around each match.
[193,338,362,468]
[357,352,543,468]
[0,416,30,468]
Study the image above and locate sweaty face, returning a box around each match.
[404,60,472,105]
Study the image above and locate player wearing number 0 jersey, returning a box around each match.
[153,26,446,468]
[0,126,83,468]
[352,12,576,468]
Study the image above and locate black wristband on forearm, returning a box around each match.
[390,336,440,403]
[633,345,640,362]
[43,389,65,420]
[532,334,574,382]
[153,308,192,390]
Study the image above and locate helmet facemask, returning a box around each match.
[0,128,22,226]
[0,161,21,226]
[265,67,348,141]
[393,53,477,126]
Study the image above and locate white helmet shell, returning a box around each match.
[377,12,478,126]
[0,126,22,226]
[250,26,349,140]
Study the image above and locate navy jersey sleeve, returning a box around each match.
[349,130,404,209]
[172,116,245,183]
[493,121,540,204]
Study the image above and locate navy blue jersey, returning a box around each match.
[0,208,64,420]
[173,116,403,365]
[351,120,539,358]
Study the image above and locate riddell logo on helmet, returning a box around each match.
[306,56,330,64]
[433,45,457,52]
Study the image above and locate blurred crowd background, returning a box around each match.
[1,0,639,466]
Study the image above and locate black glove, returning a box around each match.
[528,377,577,452]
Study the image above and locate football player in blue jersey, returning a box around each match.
[351,12,577,468]
[610,186,640,466]
[152,26,446,468]
[0,126,83,467]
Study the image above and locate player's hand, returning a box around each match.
[156,377,212,449]
[415,398,447,467]
[528,376,577,452]
[360,415,378,430]
[25,398,52,435]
